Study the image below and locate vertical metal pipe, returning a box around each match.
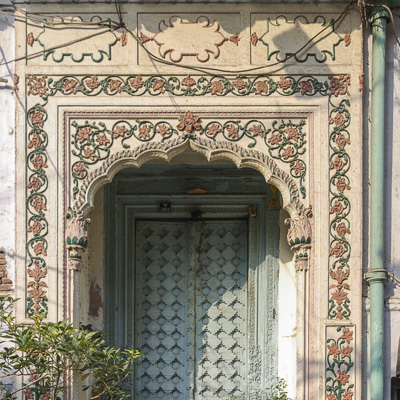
[365,7,389,400]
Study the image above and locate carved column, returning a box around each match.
[285,210,312,400]
[65,208,91,326]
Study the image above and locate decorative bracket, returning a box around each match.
[65,207,91,271]
[285,207,312,271]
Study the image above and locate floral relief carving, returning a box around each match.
[26,32,35,47]
[27,75,48,97]
[284,208,312,271]
[65,208,91,271]
[326,327,354,400]
[139,16,240,63]
[328,99,351,320]
[27,74,352,99]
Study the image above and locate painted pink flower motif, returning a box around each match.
[31,112,44,127]
[330,157,345,171]
[33,241,47,256]
[285,126,300,141]
[330,268,349,286]
[39,394,51,400]
[28,177,42,192]
[76,127,93,144]
[341,345,353,359]
[73,163,86,178]
[336,134,351,149]
[206,123,221,137]
[336,177,351,193]
[282,146,295,160]
[113,125,128,138]
[292,160,305,175]
[228,34,240,45]
[119,32,128,46]
[32,155,48,171]
[226,124,239,139]
[343,33,351,47]
[29,373,40,382]
[23,390,34,399]
[177,112,202,133]
[63,79,77,94]
[210,80,224,95]
[233,76,247,90]
[330,113,346,127]
[331,290,348,305]
[254,81,269,95]
[156,124,171,137]
[139,32,152,43]
[327,343,341,357]
[27,220,43,236]
[249,124,264,137]
[336,369,350,385]
[26,33,35,47]
[341,328,353,344]
[109,80,122,93]
[85,76,100,90]
[298,80,313,95]
[342,391,353,400]
[152,79,165,94]
[33,197,46,213]
[326,394,336,400]
[129,75,144,90]
[251,32,259,46]
[277,76,292,90]
[138,125,151,140]
[329,243,345,258]
[83,147,96,161]
[330,201,344,215]
[182,75,196,88]
[28,133,42,150]
[336,222,351,237]
[268,133,282,145]
[329,75,351,97]
[96,135,110,146]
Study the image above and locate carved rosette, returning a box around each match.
[65,208,91,271]
[285,209,312,271]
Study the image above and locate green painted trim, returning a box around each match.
[258,15,343,63]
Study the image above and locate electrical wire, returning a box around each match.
[124,0,357,76]
[0,27,117,67]
[0,0,356,76]
[359,0,400,47]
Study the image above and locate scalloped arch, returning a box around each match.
[75,137,306,219]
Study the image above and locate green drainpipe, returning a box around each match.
[364,5,389,400]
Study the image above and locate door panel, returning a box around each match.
[195,221,247,399]
[135,222,191,400]
[134,220,248,400]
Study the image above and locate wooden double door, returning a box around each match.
[134,219,248,399]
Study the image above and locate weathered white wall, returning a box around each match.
[0,4,15,293]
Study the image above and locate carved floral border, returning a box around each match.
[25,73,353,398]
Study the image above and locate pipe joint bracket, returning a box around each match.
[364,268,388,285]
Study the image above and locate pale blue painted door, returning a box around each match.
[134,220,248,400]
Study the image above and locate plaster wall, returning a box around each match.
[0,6,15,294]
[0,1,364,399]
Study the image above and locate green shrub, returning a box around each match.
[0,295,141,400]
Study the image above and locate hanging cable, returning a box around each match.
[0,0,355,76]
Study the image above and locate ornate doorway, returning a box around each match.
[103,163,280,399]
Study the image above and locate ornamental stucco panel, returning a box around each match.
[14,3,363,400]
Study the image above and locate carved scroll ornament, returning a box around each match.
[285,208,312,271]
[65,208,91,271]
